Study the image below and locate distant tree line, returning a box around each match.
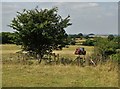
[0,32,16,44]
[68,33,83,39]
[1,31,120,62]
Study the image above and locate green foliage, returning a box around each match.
[9,7,72,58]
[113,36,120,49]
[110,53,120,61]
[1,32,15,44]
[78,33,83,39]
[114,36,120,42]
[68,33,83,39]
[84,35,89,39]
[95,37,118,58]
[108,34,114,41]
[82,39,95,46]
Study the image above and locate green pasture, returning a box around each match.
[1,44,119,87]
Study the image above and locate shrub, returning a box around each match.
[94,37,118,59]
[108,34,114,41]
[110,53,120,64]
[82,39,95,46]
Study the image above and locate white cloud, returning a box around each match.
[71,2,99,10]
[2,2,118,34]
[88,3,99,7]
[54,2,65,6]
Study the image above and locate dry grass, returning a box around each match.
[2,44,119,87]
[53,45,94,59]
[1,44,21,54]
[3,63,118,87]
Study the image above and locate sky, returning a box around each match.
[1,2,119,34]
[1,0,120,2]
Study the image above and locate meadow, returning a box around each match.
[1,44,119,87]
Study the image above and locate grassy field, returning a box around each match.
[53,45,94,59]
[1,44,119,87]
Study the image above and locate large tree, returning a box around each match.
[9,7,72,62]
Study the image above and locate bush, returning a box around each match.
[113,36,120,49]
[108,34,114,41]
[82,39,95,46]
[110,53,120,63]
[94,37,118,59]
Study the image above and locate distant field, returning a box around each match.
[2,44,119,87]
[1,44,21,54]
[53,45,94,59]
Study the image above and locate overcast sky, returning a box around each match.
[1,2,118,34]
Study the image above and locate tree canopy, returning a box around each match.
[9,7,72,60]
[108,34,114,41]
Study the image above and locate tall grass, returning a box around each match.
[3,63,118,87]
[2,44,119,87]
